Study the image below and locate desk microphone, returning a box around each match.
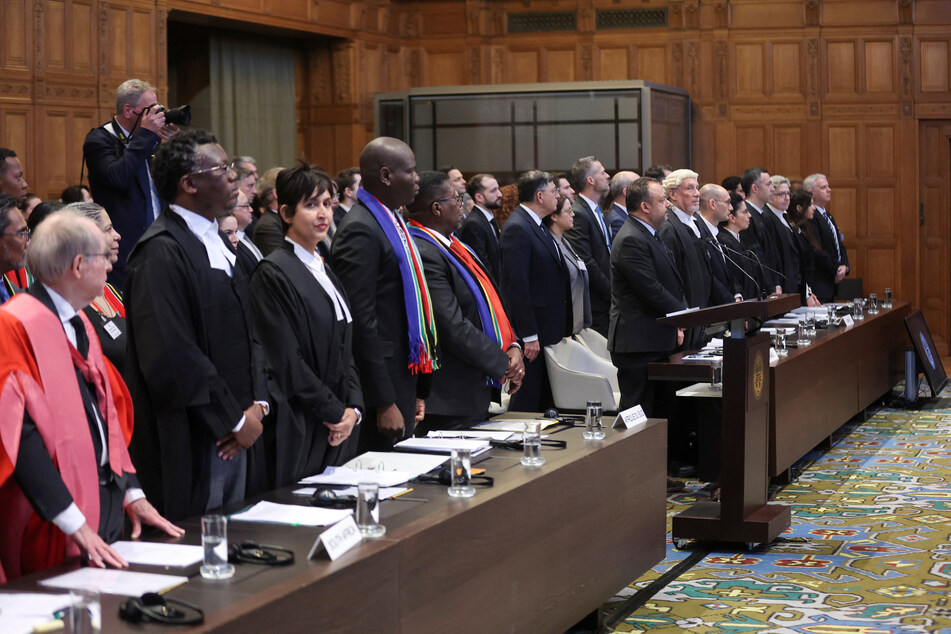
[704,238,761,297]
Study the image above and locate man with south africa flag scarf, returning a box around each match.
[331,138,439,451]
[406,171,525,433]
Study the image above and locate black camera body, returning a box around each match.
[146,104,192,126]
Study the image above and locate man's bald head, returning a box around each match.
[359,137,419,210]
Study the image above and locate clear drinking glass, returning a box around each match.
[356,482,386,537]
[804,312,817,336]
[447,448,476,498]
[797,322,812,346]
[521,421,545,466]
[200,514,235,579]
[69,588,101,634]
[867,293,879,315]
[883,288,893,308]
[852,297,865,320]
[773,331,788,356]
[709,358,723,391]
[583,400,606,440]
[827,305,837,326]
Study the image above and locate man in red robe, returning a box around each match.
[0,211,181,582]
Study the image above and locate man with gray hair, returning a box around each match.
[604,171,639,243]
[0,211,182,580]
[804,173,849,302]
[763,174,800,295]
[83,78,178,286]
[566,155,612,335]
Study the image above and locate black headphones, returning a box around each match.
[309,487,358,509]
[119,593,204,626]
[228,541,295,566]
[416,466,494,487]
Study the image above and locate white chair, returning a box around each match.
[544,338,620,412]
[575,327,610,360]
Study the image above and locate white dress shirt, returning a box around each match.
[287,238,351,322]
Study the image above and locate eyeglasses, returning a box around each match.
[190,160,237,176]
[3,229,30,239]
[436,194,464,205]
[234,203,252,210]
[773,191,791,198]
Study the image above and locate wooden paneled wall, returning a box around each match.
[3,0,951,346]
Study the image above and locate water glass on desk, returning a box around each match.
[356,482,387,536]
[521,421,545,467]
[804,311,817,336]
[868,293,879,315]
[852,298,865,320]
[447,448,476,498]
[200,514,235,579]
[773,330,788,356]
[69,587,101,634]
[827,305,838,326]
[797,322,812,346]
[883,288,893,308]
[583,400,606,440]
[709,358,723,391]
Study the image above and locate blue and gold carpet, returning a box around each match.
[606,401,951,633]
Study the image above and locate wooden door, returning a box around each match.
[918,121,951,357]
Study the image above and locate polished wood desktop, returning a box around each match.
[6,420,667,632]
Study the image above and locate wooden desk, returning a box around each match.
[9,420,667,633]
[649,303,911,479]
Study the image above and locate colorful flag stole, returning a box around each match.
[357,188,438,374]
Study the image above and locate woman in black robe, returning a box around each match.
[787,190,833,306]
[248,164,363,486]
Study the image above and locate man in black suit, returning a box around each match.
[609,177,686,416]
[659,169,711,349]
[0,211,182,578]
[83,79,177,287]
[804,173,849,302]
[125,129,269,522]
[457,173,503,284]
[696,184,742,303]
[605,170,639,243]
[408,171,524,430]
[333,167,361,225]
[565,156,612,336]
[500,170,572,412]
[763,175,801,296]
[252,167,285,257]
[739,167,781,294]
[331,137,435,451]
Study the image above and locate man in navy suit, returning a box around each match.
[566,156,612,336]
[500,170,572,412]
[804,173,849,302]
[83,79,177,287]
[457,173,503,285]
[604,171,639,244]
[609,177,686,416]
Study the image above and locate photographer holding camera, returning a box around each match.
[83,79,181,286]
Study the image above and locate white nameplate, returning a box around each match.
[842,314,854,327]
[104,320,122,340]
[308,515,362,561]
[613,404,647,429]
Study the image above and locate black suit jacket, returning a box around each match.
[499,207,571,347]
[608,216,686,353]
[809,209,850,301]
[83,121,162,287]
[693,213,738,305]
[565,197,611,334]
[658,208,711,348]
[249,241,363,485]
[739,201,779,290]
[330,200,427,442]
[253,209,284,258]
[763,206,801,295]
[606,203,627,243]
[413,236,509,421]
[717,229,760,300]
[456,207,501,285]
[125,207,269,521]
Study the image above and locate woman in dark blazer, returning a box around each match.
[249,164,364,486]
[544,195,592,335]
[717,193,761,300]
[787,190,831,307]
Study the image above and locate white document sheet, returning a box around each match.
[472,419,558,432]
[300,467,414,487]
[109,541,204,568]
[343,451,449,476]
[230,501,352,527]
[292,486,408,499]
[395,437,491,454]
[427,430,517,441]
[39,568,187,596]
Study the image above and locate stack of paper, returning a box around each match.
[395,437,491,457]
[472,418,558,432]
[428,430,516,441]
[110,541,204,568]
[39,568,188,596]
[342,451,449,476]
[0,592,72,634]
[230,501,352,526]
[300,467,414,487]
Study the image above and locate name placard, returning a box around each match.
[308,515,361,561]
[613,404,647,430]
[842,314,854,327]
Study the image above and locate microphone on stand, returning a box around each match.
[704,238,760,298]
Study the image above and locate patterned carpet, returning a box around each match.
[604,389,951,633]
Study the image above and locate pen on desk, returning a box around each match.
[32,619,65,633]
[391,489,429,503]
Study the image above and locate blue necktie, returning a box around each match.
[594,205,610,250]
[822,211,842,263]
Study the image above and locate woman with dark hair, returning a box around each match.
[63,202,128,376]
[543,194,591,335]
[60,184,93,204]
[787,190,829,307]
[717,192,760,299]
[248,163,363,486]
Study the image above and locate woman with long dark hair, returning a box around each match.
[787,190,830,307]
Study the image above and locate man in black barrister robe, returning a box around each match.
[125,129,269,522]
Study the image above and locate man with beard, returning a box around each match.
[457,173,504,285]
